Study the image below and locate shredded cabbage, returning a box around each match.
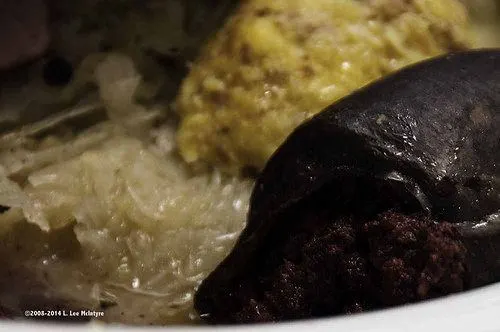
[0,53,252,324]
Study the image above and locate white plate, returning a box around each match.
[1,282,499,332]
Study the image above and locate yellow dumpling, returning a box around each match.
[176,0,471,174]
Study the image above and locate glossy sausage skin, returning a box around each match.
[195,50,500,320]
[250,50,500,228]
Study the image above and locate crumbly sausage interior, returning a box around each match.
[196,184,468,324]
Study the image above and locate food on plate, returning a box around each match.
[176,0,471,173]
[0,0,499,326]
[194,50,500,323]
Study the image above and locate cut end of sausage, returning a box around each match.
[196,208,468,324]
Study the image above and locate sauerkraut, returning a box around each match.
[0,54,252,324]
[176,0,472,174]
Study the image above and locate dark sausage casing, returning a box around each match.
[195,50,500,322]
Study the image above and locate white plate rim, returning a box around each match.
[1,281,499,332]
